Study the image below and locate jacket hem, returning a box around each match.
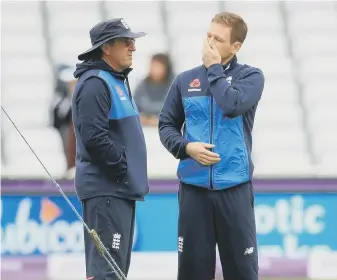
[179,178,250,190]
[77,192,145,202]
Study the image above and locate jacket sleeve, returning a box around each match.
[207,64,265,118]
[75,77,126,176]
[158,75,190,160]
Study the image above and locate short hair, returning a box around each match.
[212,12,248,44]
[90,39,116,60]
[101,38,115,51]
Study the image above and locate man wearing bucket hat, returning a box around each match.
[71,18,149,280]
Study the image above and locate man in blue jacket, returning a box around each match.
[71,18,149,280]
[159,12,264,280]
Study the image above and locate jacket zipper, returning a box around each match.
[124,78,135,109]
[209,64,230,190]
[209,95,214,190]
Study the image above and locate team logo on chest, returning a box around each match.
[115,85,127,101]
[188,78,201,92]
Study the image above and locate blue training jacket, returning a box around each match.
[158,56,264,190]
[72,59,149,201]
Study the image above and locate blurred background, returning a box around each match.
[1,0,337,279]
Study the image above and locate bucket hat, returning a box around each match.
[78,18,147,61]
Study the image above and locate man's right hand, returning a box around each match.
[185,142,221,166]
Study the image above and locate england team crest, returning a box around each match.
[120,19,130,30]
[116,86,126,100]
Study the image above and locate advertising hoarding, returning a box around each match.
[2,193,337,258]
[1,178,337,279]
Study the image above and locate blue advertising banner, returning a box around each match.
[1,193,337,258]
[254,194,337,258]
[0,194,179,256]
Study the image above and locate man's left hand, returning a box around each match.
[202,38,221,68]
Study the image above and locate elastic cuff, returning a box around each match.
[207,63,224,76]
[176,139,191,160]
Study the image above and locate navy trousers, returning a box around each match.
[82,196,135,280]
[177,181,258,280]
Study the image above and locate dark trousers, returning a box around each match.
[82,196,135,280]
[177,182,258,280]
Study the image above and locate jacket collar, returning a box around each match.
[101,59,133,79]
[222,55,237,72]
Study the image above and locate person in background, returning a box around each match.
[134,53,174,126]
[50,64,77,170]
[66,107,76,171]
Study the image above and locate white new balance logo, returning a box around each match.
[112,233,121,250]
[178,236,184,252]
[244,247,254,255]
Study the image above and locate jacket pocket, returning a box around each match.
[177,158,210,186]
[116,146,128,184]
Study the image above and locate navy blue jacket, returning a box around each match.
[159,56,264,190]
[72,59,149,201]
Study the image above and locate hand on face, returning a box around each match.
[202,38,221,68]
